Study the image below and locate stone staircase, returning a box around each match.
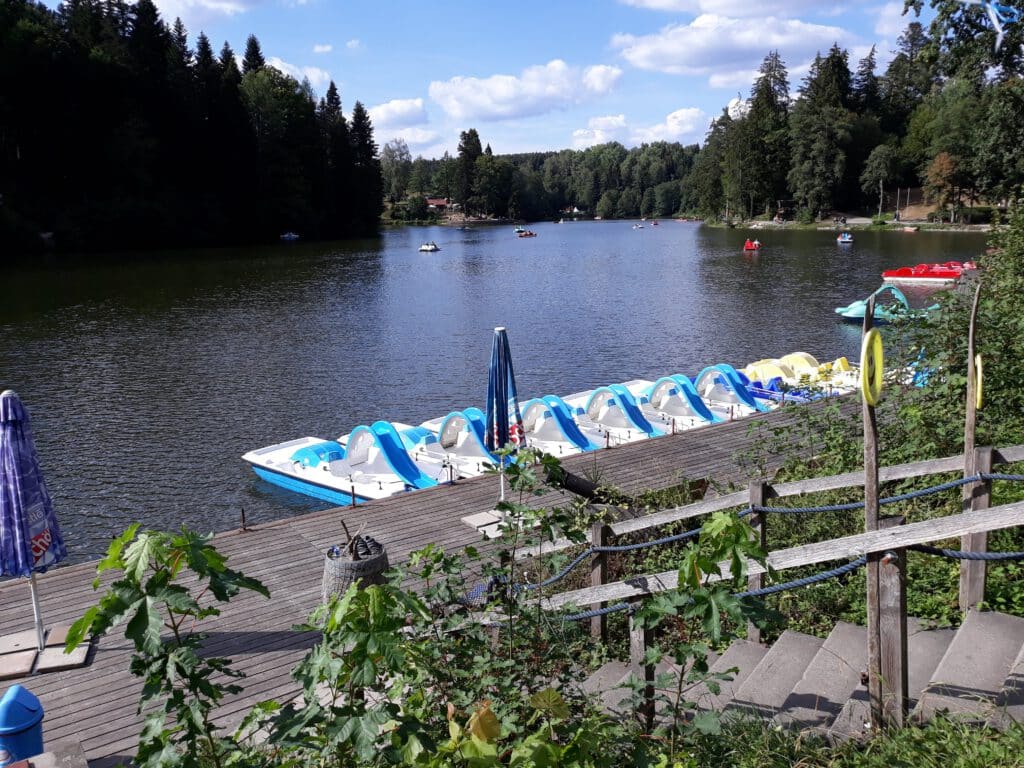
[583,610,1024,739]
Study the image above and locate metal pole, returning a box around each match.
[29,573,45,652]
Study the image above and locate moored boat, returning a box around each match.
[834,284,939,324]
[881,261,975,287]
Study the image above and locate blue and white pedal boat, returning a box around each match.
[413,407,499,478]
[242,421,451,505]
[563,382,666,446]
[520,395,604,456]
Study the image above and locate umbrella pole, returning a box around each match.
[29,573,46,652]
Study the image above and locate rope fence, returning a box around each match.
[513,471,1024,594]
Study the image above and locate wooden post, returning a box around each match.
[960,446,993,612]
[862,297,884,728]
[873,515,908,728]
[591,522,611,641]
[747,480,769,644]
[629,600,656,732]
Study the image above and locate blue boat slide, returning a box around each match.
[582,383,665,441]
[693,364,771,415]
[242,421,448,506]
[521,395,601,455]
[644,375,723,426]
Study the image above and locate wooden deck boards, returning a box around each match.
[0,400,855,766]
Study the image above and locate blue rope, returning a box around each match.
[513,472,1024,596]
[735,557,868,598]
[910,544,1024,561]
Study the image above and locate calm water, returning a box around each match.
[0,222,986,563]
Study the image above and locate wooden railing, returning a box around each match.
[526,444,1024,728]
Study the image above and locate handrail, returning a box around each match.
[542,499,1024,610]
[517,444,1024,560]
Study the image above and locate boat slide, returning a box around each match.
[630,375,723,429]
[571,383,665,445]
[694,364,771,417]
[413,407,497,477]
[521,395,602,456]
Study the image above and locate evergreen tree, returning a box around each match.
[349,101,383,233]
[852,46,881,114]
[745,51,791,215]
[242,33,264,74]
[456,129,483,213]
[787,47,855,216]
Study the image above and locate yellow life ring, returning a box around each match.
[975,353,983,410]
[860,329,884,406]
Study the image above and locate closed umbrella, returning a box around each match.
[484,327,525,503]
[1,390,67,652]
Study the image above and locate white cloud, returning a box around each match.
[267,57,331,92]
[612,15,848,86]
[381,127,441,149]
[346,39,362,50]
[313,43,332,54]
[875,1,912,38]
[572,114,629,148]
[154,0,260,21]
[429,60,623,122]
[618,0,826,18]
[573,107,709,148]
[369,98,428,129]
[632,107,708,143]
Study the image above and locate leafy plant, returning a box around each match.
[67,525,269,768]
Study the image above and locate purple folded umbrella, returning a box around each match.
[1,390,67,651]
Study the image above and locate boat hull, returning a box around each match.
[250,464,363,506]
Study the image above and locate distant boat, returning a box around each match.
[837,232,854,244]
[633,223,644,229]
[280,232,300,242]
[518,230,537,238]
[651,220,659,226]
[514,225,526,234]
[419,241,440,252]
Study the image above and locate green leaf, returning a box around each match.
[529,688,570,720]
[123,531,165,585]
[65,607,98,651]
[94,524,141,586]
[125,596,164,655]
[690,710,722,735]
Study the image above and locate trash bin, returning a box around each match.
[0,685,44,768]
[321,535,388,603]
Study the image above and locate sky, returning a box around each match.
[46,0,934,158]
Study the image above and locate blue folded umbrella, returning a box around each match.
[1,390,67,651]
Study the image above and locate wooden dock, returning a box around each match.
[0,402,848,767]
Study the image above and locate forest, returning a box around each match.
[3,0,1024,253]
[0,0,382,254]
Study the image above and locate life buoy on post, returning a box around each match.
[860,329,884,406]
[975,353,984,410]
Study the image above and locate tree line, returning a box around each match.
[384,14,1024,224]
[0,0,382,255]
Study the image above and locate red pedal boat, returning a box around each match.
[881,261,976,287]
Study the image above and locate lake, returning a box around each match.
[0,222,986,563]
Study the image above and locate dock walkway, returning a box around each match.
[0,401,849,767]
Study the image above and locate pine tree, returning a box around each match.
[242,34,264,74]
[745,51,791,215]
[852,46,880,115]
[348,101,383,233]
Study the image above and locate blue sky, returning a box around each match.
[51,0,932,157]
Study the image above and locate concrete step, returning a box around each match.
[582,659,636,714]
[827,617,955,742]
[728,631,823,717]
[777,621,867,730]
[913,610,1024,723]
[685,639,767,712]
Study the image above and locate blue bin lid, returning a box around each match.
[0,685,44,733]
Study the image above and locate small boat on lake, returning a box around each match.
[881,261,975,287]
[743,238,761,251]
[280,232,300,242]
[518,230,537,238]
[419,241,440,252]
[837,232,854,244]
[834,284,939,324]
